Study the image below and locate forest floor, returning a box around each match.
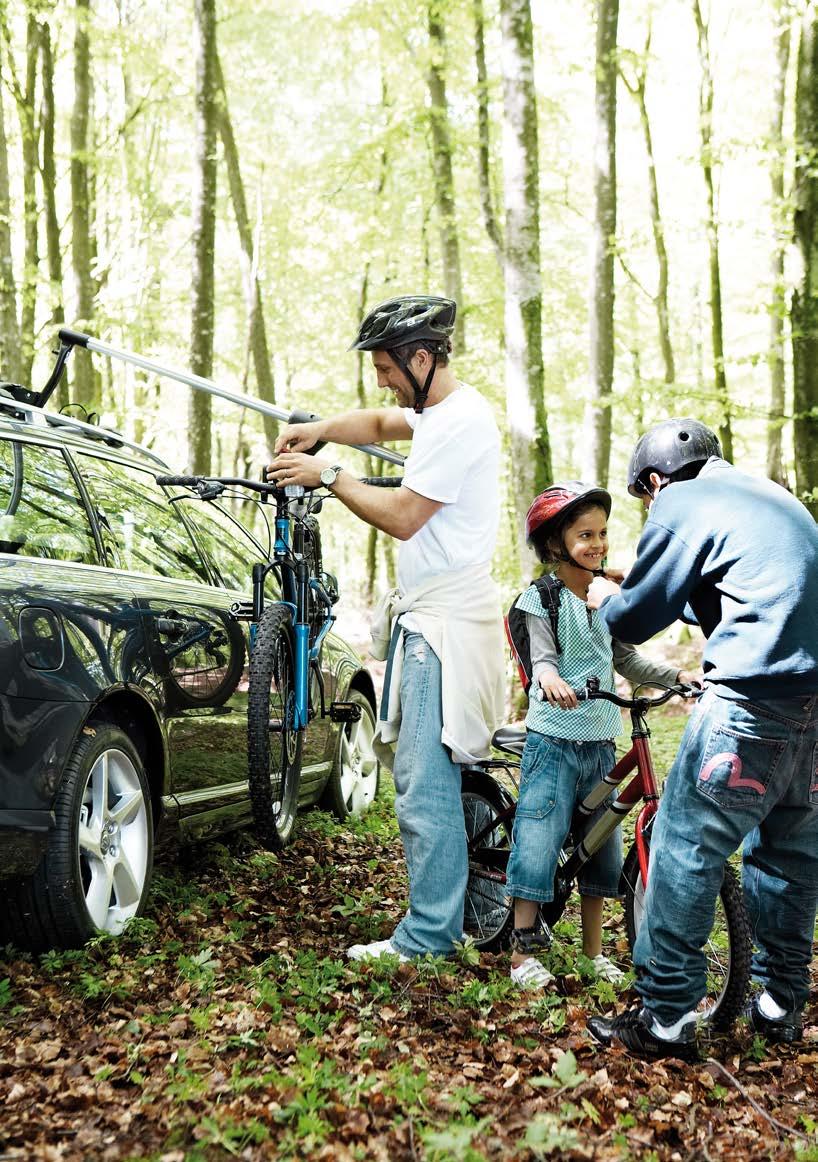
[1,705,817,1161]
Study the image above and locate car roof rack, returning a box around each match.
[0,392,168,466]
[33,328,405,468]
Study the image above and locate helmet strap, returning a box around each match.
[391,350,439,414]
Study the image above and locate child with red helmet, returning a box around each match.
[506,482,697,989]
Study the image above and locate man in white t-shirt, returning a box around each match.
[267,295,505,961]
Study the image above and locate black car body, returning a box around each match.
[0,398,378,951]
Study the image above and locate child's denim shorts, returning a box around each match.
[505,731,623,903]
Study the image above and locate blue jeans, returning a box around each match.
[390,633,467,956]
[505,732,621,902]
[635,687,818,1025]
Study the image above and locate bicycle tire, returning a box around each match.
[247,603,303,850]
[461,771,515,951]
[621,838,752,1030]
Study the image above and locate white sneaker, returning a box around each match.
[510,957,555,990]
[347,938,410,963]
[592,953,626,984]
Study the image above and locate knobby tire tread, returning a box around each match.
[461,773,515,952]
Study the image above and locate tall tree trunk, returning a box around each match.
[792,6,818,516]
[70,0,97,408]
[692,0,733,462]
[584,0,619,487]
[214,51,277,451]
[499,0,551,567]
[15,14,40,388]
[472,0,503,269]
[189,0,217,475]
[0,50,20,383]
[427,1,465,352]
[768,14,791,487]
[40,19,64,337]
[621,22,675,385]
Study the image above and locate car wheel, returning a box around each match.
[322,690,380,820]
[39,723,153,948]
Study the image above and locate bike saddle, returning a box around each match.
[492,724,526,757]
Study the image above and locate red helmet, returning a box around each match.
[525,481,612,559]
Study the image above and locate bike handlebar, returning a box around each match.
[359,476,403,487]
[574,680,701,708]
[156,473,404,494]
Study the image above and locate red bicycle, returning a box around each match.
[461,679,752,1028]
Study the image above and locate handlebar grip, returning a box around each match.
[288,408,326,455]
[359,476,403,487]
[156,474,201,486]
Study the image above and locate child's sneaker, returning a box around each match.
[510,957,555,989]
[592,953,626,984]
[347,938,410,963]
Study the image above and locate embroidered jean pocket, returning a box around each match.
[517,735,560,819]
[695,725,785,808]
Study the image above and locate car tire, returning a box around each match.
[1,722,154,951]
[322,690,380,820]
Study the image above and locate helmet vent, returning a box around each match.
[679,431,690,441]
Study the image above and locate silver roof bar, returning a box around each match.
[46,328,405,468]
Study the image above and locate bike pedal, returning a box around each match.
[329,701,362,724]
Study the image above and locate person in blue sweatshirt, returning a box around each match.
[584,417,818,1060]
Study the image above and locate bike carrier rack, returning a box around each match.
[25,327,406,468]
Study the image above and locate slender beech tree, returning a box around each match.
[767,11,791,487]
[70,0,97,408]
[692,0,733,462]
[584,0,619,488]
[0,50,20,383]
[620,22,675,386]
[214,51,277,452]
[39,18,64,340]
[189,0,217,475]
[792,5,818,515]
[427,1,465,352]
[499,0,551,566]
[472,0,503,270]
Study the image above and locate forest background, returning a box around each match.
[1,0,816,623]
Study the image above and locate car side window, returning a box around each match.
[184,501,263,591]
[0,439,97,563]
[76,454,209,582]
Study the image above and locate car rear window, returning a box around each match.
[0,438,97,564]
[76,454,210,582]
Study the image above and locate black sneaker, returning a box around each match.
[587,1005,699,1062]
[746,995,803,1044]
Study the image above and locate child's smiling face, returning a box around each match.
[561,505,609,572]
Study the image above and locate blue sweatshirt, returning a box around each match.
[599,458,818,698]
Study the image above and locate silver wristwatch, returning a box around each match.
[319,464,343,488]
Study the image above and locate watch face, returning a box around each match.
[320,466,338,486]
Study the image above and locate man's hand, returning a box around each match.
[266,451,331,489]
[677,668,703,688]
[274,420,327,454]
[587,575,621,610]
[537,672,579,709]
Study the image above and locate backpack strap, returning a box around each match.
[531,574,564,656]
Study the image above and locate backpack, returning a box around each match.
[505,574,565,694]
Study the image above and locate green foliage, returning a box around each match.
[529,1050,587,1090]
[420,1116,492,1161]
[524,1113,582,1157]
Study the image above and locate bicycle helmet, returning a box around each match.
[350,295,456,414]
[627,417,721,497]
[525,481,612,566]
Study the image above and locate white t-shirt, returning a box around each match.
[398,384,500,593]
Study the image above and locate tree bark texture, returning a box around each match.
[427,2,465,353]
[792,7,818,515]
[767,15,790,487]
[0,51,20,383]
[14,14,40,388]
[584,0,619,488]
[40,20,64,338]
[472,0,502,268]
[189,0,218,475]
[499,0,551,567]
[71,0,98,408]
[214,51,277,451]
[692,0,733,462]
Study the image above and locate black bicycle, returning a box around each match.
[156,468,401,849]
[461,680,752,1029]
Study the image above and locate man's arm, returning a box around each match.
[274,407,412,453]
[590,520,702,644]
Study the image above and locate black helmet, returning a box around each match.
[351,295,457,414]
[627,417,721,497]
[350,295,456,353]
